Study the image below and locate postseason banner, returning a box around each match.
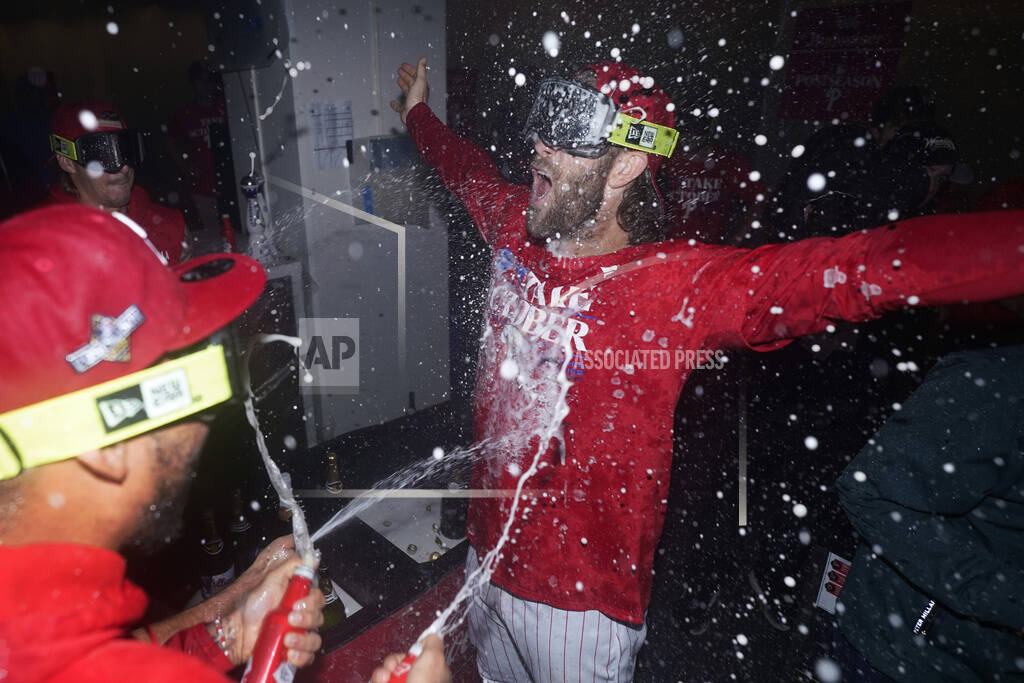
[780,2,912,122]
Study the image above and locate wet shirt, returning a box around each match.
[44,184,186,265]
[405,102,1024,623]
[0,544,231,682]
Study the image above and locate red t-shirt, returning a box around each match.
[43,184,186,264]
[658,147,765,243]
[0,544,231,682]
[170,99,227,198]
[406,103,1024,623]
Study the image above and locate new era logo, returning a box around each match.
[96,369,192,432]
[625,123,658,149]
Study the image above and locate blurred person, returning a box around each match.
[391,56,1024,681]
[170,61,230,241]
[45,99,187,264]
[0,205,324,681]
[834,345,1024,681]
[762,85,946,243]
[0,67,59,218]
[658,110,766,243]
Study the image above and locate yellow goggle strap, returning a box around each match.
[607,113,679,158]
[50,134,78,162]
[0,344,233,480]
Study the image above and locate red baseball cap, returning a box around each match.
[579,62,677,178]
[0,204,266,415]
[50,99,128,142]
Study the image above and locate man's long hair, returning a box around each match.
[618,166,667,245]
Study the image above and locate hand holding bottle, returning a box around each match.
[370,634,451,683]
[218,557,325,669]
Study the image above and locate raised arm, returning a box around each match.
[391,57,525,245]
[707,210,1024,349]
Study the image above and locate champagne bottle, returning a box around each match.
[317,561,347,630]
[230,489,260,575]
[240,566,313,683]
[199,508,235,600]
[324,452,342,494]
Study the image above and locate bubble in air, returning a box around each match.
[814,657,841,683]
[542,31,560,57]
[499,359,519,380]
[807,173,827,192]
[79,110,98,131]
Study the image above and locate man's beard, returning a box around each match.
[122,433,198,554]
[527,157,611,243]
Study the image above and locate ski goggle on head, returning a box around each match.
[0,332,242,481]
[50,129,146,173]
[524,77,679,159]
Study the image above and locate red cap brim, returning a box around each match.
[171,252,267,348]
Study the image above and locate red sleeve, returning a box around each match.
[405,103,527,245]
[162,623,234,673]
[707,210,1024,349]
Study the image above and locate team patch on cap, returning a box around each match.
[65,304,145,373]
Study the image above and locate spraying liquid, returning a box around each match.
[242,334,316,567]
[239,334,317,683]
[384,294,578,677]
[310,440,487,545]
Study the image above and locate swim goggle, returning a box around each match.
[50,129,146,173]
[523,77,678,159]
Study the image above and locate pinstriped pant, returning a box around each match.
[466,547,647,683]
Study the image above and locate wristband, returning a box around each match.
[210,616,232,659]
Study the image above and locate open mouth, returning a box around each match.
[530,167,552,204]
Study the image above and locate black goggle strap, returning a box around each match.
[0,344,234,481]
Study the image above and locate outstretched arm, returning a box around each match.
[390,57,526,245]
[707,210,1024,349]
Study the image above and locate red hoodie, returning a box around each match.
[405,102,1024,624]
[43,185,186,265]
[0,544,232,682]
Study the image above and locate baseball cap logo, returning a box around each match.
[97,395,146,430]
[65,304,145,374]
[96,110,124,130]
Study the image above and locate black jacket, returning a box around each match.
[764,124,930,243]
[835,346,1024,681]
